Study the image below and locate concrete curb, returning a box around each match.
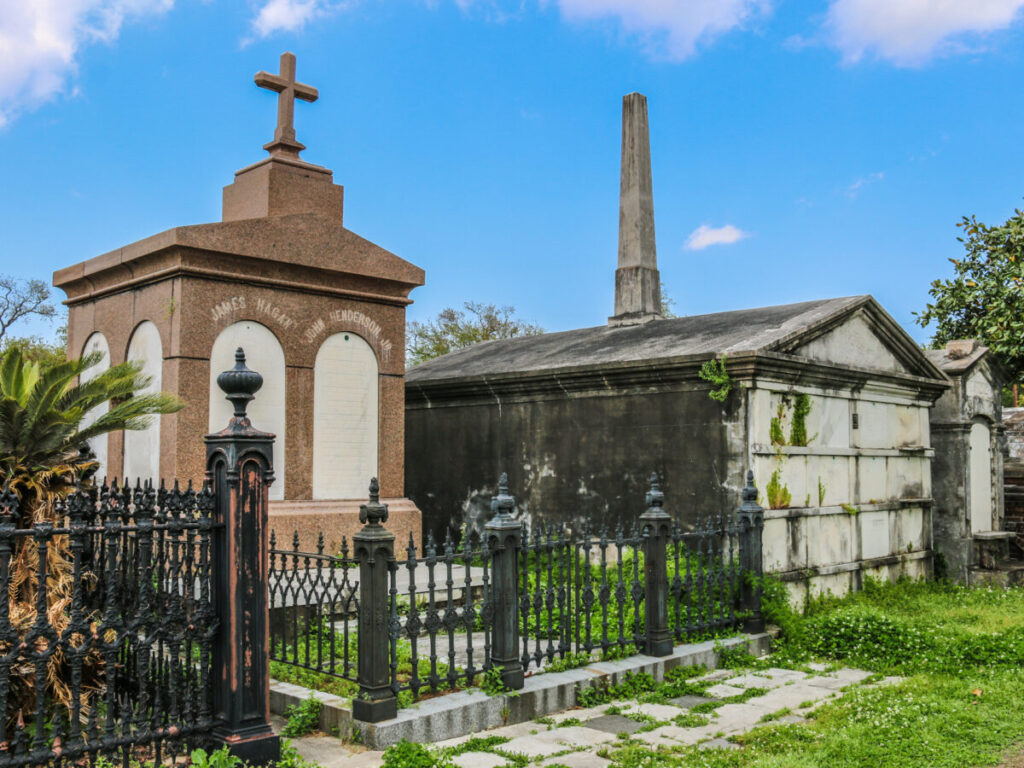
[270,633,770,749]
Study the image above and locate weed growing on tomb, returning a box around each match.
[817,477,826,506]
[699,356,733,402]
[281,695,323,737]
[769,402,787,447]
[766,468,791,509]
[789,393,814,447]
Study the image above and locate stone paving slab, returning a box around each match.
[619,702,689,720]
[745,683,835,712]
[452,752,510,768]
[669,694,712,708]
[540,752,612,767]
[281,659,884,767]
[549,706,608,723]
[722,672,795,689]
[501,726,613,757]
[704,683,747,698]
[709,703,772,733]
[763,667,812,682]
[645,723,719,746]
[583,714,644,734]
[804,668,873,690]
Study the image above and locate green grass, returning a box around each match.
[406,578,1024,768]
[592,578,1024,767]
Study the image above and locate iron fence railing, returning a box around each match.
[668,515,743,642]
[0,481,217,768]
[267,470,766,721]
[268,532,359,688]
[517,524,646,672]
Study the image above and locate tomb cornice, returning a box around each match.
[54,216,424,307]
[406,349,949,407]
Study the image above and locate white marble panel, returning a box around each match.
[815,396,851,449]
[855,455,888,505]
[762,517,792,572]
[313,332,379,500]
[123,321,162,484]
[806,513,854,568]
[891,507,925,552]
[209,321,286,500]
[888,404,923,448]
[885,457,924,500]
[859,511,890,560]
[81,333,110,479]
[818,455,852,507]
[856,401,889,449]
[807,571,853,599]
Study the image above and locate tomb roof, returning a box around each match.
[924,341,992,375]
[409,294,941,384]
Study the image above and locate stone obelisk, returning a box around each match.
[609,92,663,327]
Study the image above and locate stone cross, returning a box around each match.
[255,52,319,159]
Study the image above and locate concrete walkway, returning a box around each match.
[278,663,895,767]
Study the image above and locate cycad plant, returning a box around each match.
[0,346,184,722]
[0,347,183,511]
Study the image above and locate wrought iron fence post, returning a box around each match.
[353,479,398,722]
[205,348,280,766]
[641,473,672,657]
[485,472,524,690]
[738,470,765,633]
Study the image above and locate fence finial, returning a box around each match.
[217,347,264,420]
[359,477,389,526]
[741,469,759,508]
[645,471,664,510]
[490,472,516,519]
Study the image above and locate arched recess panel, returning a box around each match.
[313,333,378,500]
[81,332,111,479]
[123,321,163,484]
[209,321,286,500]
[969,421,993,534]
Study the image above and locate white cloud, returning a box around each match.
[846,170,884,197]
[684,224,749,250]
[826,0,1024,65]
[554,0,772,60]
[248,0,350,40]
[0,0,173,126]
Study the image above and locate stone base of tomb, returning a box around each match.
[269,498,422,555]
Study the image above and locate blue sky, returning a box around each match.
[4,1,1024,344]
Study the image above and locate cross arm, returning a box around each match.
[294,83,319,103]
[254,72,287,92]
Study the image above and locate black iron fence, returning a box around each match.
[269,470,766,722]
[0,481,217,768]
[0,348,284,766]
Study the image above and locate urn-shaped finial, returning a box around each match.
[645,471,664,510]
[359,477,389,527]
[490,472,516,519]
[217,348,264,419]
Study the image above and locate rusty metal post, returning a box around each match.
[353,479,398,722]
[206,348,280,765]
[738,470,765,634]
[485,473,524,690]
[641,473,673,657]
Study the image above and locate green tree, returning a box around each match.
[916,210,1024,406]
[0,276,57,345]
[407,302,544,365]
[660,286,678,319]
